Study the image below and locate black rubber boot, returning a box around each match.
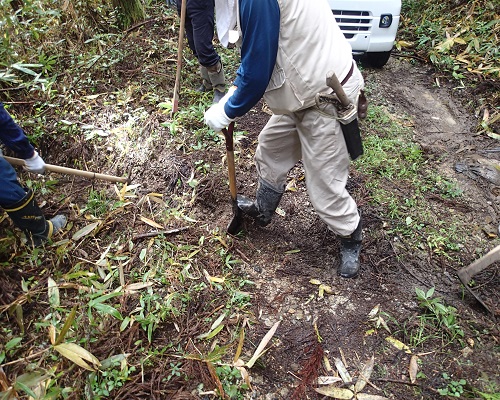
[4,189,67,247]
[236,179,284,226]
[338,212,362,278]
[207,61,226,104]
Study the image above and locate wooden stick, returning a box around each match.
[171,0,187,116]
[3,156,129,183]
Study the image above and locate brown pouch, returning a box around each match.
[358,89,368,119]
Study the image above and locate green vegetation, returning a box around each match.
[356,105,466,260]
[399,0,499,135]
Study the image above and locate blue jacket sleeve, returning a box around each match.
[0,103,35,159]
[224,0,280,119]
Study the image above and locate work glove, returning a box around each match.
[25,151,46,174]
[204,102,235,132]
[165,0,176,6]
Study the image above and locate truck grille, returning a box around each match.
[332,10,372,39]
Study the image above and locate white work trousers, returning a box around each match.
[255,65,364,237]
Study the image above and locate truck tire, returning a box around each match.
[363,51,392,68]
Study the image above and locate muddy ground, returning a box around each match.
[1,11,499,399]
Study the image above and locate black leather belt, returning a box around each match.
[341,62,354,86]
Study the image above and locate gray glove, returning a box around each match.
[25,151,46,174]
[165,0,176,6]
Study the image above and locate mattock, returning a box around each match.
[457,244,500,315]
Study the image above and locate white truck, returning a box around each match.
[328,0,402,68]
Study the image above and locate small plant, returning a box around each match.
[88,354,136,398]
[215,364,249,399]
[438,373,466,397]
[415,287,464,345]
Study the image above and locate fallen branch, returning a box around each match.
[372,378,421,387]
[132,226,189,241]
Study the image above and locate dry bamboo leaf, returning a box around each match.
[409,355,419,383]
[385,336,411,353]
[318,376,343,385]
[235,365,252,390]
[314,385,354,399]
[246,321,280,368]
[334,358,353,384]
[367,304,380,319]
[140,216,164,229]
[355,356,375,393]
[206,360,225,397]
[147,195,166,206]
[233,327,245,363]
[48,325,56,346]
[47,277,59,308]
[324,355,333,372]
[0,367,11,391]
[72,222,99,241]
[124,282,153,292]
[53,343,101,371]
[356,393,389,400]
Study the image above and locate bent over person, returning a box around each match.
[0,103,66,246]
[172,0,227,103]
[204,0,365,278]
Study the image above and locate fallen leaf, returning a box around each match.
[72,222,99,241]
[318,376,343,385]
[356,394,389,400]
[140,216,164,229]
[246,321,280,368]
[367,304,380,319]
[334,358,353,384]
[355,355,375,393]
[385,336,411,353]
[409,355,419,383]
[47,277,59,308]
[314,386,354,399]
[54,343,101,371]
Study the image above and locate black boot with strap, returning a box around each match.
[4,189,66,247]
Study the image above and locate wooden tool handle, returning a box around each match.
[326,70,351,108]
[171,0,187,116]
[3,156,129,183]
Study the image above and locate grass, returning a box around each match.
[356,105,468,261]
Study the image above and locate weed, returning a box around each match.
[88,354,136,398]
[215,364,249,399]
[438,373,467,397]
[415,287,464,345]
[81,189,123,218]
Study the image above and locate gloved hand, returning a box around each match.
[25,151,46,174]
[165,0,176,6]
[0,147,3,157]
[204,102,235,132]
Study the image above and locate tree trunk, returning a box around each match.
[112,0,145,29]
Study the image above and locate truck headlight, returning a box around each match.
[379,14,393,28]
